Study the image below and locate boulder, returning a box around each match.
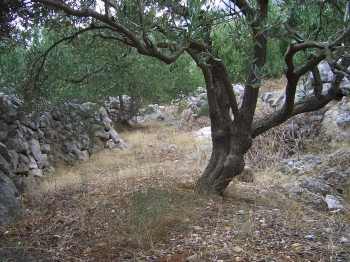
[28,168,43,177]
[302,60,350,97]
[0,122,9,141]
[261,91,285,108]
[7,150,19,171]
[260,61,350,111]
[108,129,127,149]
[0,94,20,123]
[41,144,51,154]
[95,130,110,141]
[0,142,11,163]
[104,95,137,122]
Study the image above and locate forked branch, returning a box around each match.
[34,0,189,64]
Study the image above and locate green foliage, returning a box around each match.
[0,26,203,105]
[0,41,26,91]
[1,0,348,107]
[212,19,286,82]
[212,20,252,82]
[212,0,348,82]
[197,101,209,117]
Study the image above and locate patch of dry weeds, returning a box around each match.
[1,122,349,262]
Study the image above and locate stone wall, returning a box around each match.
[0,93,127,225]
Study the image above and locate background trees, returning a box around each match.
[2,0,350,195]
[0,25,203,107]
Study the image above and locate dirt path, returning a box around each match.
[1,124,349,261]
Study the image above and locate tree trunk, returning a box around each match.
[195,132,250,195]
[195,61,252,195]
[195,1,268,196]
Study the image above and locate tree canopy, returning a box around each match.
[2,0,350,194]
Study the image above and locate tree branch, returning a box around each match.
[228,0,253,18]
[35,0,145,51]
[252,69,345,138]
[35,0,189,64]
[240,0,268,127]
[32,25,109,85]
[211,58,240,120]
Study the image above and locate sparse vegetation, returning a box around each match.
[1,121,350,261]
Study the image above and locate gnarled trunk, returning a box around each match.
[194,1,268,196]
[194,61,252,195]
[195,131,250,195]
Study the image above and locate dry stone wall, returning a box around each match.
[0,93,127,225]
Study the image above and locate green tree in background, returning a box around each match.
[0,25,203,106]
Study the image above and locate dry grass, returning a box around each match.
[1,123,208,261]
[37,123,199,193]
[246,118,305,170]
[1,122,349,261]
[260,77,287,92]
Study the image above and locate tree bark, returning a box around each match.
[195,131,250,195]
[195,1,268,196]
[195,62,252,195]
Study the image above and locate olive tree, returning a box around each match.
[30,0,350,195]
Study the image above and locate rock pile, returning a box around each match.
[104,95,139,123]
[280,149,350,211]
[0,93,126,225]
[139,104,166,122]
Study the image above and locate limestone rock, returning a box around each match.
[41,144,51,154]
[16,154,30,173]
[29,139,44,166]
[322,97,350,142]
[0,154,11,175]
[194,126,211,140]
[324,195,344,211]
[28,168,43,177]
[0,171,21,226]
[95,130,110,141]
[300,177,332,195]
[76,150,90,161]
[0,142,11,164]
[279,154,322,175]
[142,107,166,122]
